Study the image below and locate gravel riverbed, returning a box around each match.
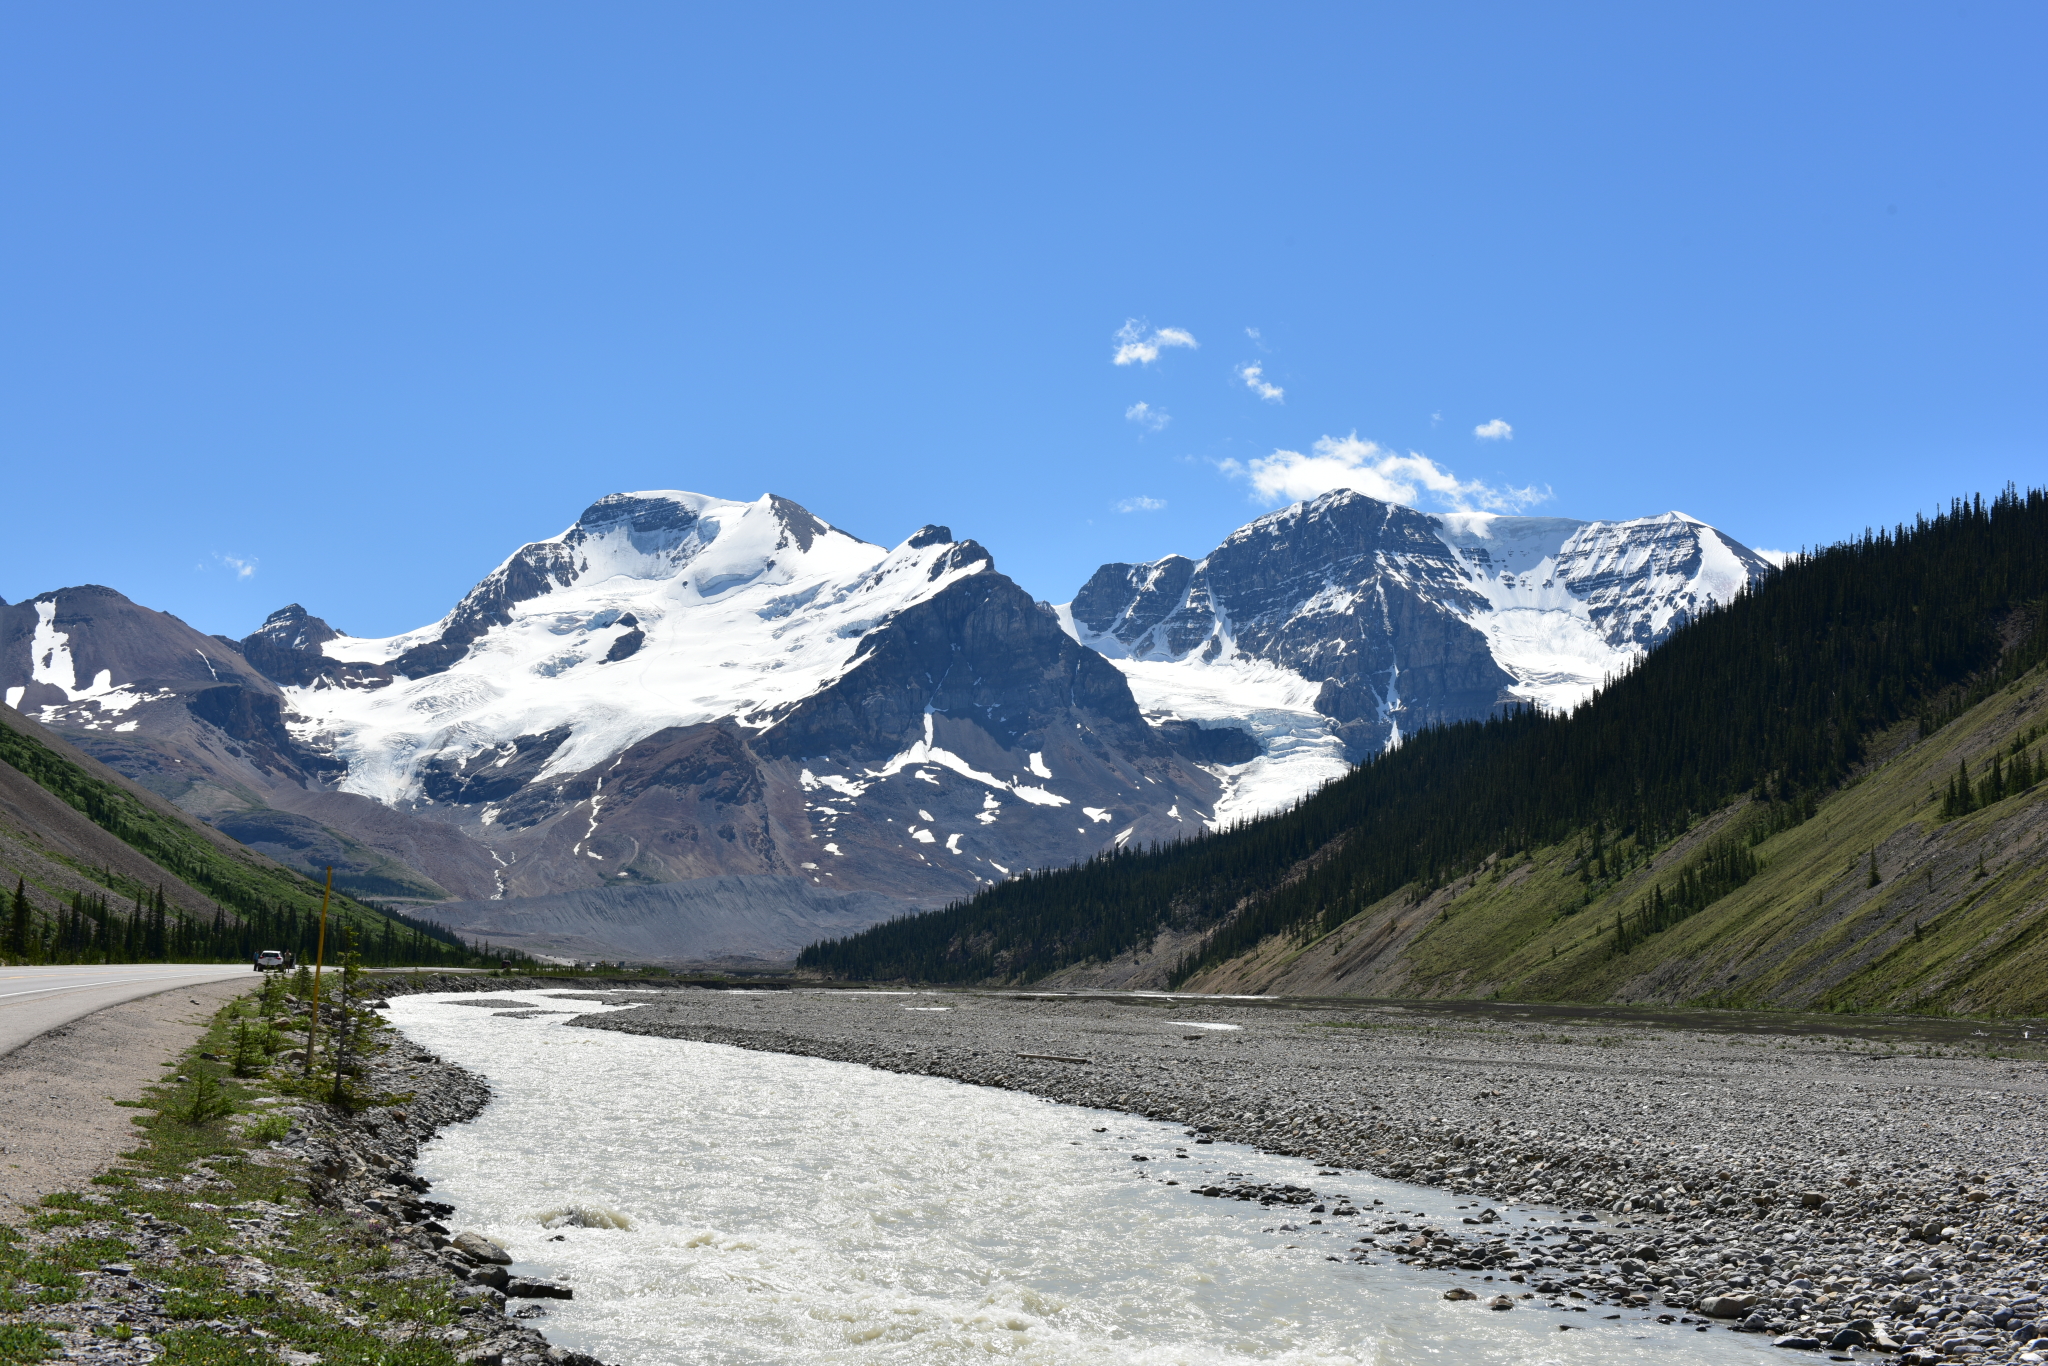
[479,979,2048,1365]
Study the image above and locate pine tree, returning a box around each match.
[149,886,167,961]
[1980,754,2005,808]
[8,878,30,960]
[1867,849,1880,887]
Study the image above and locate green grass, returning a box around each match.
[0,1325,63,1366]
[2,988,460,1366]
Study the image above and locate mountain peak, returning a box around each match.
[1061,496,1774,824]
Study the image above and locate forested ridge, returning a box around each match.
[1,705,506,967]
[799,488,2048,985]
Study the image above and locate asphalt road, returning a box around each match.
[0,962,260,1059]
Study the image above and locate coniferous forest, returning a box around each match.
[3,876,481,968]
[800,488,2048,986]
[0,704,516,968]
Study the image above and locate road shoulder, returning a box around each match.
[0,976,252,1218]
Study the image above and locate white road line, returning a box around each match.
[0,968,251,1003]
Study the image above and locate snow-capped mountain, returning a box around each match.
[250,491,1223,914]
[1063,490,1772,824]
[1,485,1767,960]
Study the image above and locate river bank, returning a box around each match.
[0,976,604,1366]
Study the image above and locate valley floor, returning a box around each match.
[546,982,2048,1359]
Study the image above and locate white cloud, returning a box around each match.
[1236,362,1284,403]
[1112,319,1199,366]
[1219,432,1551,513]
[1473,418,1513,441]
[1753,547,1792,567]
[215,553,258,579]
[1115,495,1166,513]
[1245,326,1261,340]
[1124,401,1170,432]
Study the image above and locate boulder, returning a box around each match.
[467,1265,510,1291]
[452,1231,512,1265]
[505,1278,573,1300]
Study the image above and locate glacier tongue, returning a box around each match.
[288,492,987,807]
[1110,653,1350,829]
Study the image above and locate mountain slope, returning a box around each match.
[1062,490,1771,823]
[800,488,2048,1014]
[0,487,1785,965]
[1181,665,2048,1017]
[0,587,499,901]
[0,701,474,964]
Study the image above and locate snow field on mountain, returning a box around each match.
[287,493,986,806]
[10,598,175,725]
[1437,510,1766,714]
[1437,520,1639,712]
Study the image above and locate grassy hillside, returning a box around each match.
[0,703,485,966]
[1187,658,2048,1016]
[801,487,2048,1014]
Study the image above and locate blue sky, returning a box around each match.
[3,3,2042,638]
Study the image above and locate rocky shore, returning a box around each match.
[0,976,606,1366]
[458,978,2048,1364]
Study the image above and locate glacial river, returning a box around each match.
[388,991,1782,1366]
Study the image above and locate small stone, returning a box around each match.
[1773,1334,1823,1350]
[1488,1295,1515,1311]
[1443,1287,1478,1301]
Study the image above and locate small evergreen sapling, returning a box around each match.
[171,1072,234,1126]
[231,1018,267,1077]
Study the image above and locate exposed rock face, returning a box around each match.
[758,562,1155,764]
[1074,497,1516,758]
[1064,490,1772,821]
[237,604,341,687]
[0,587,491,899]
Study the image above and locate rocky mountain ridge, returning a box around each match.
[1063,490,1771,822]
[2,486,1766,961]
